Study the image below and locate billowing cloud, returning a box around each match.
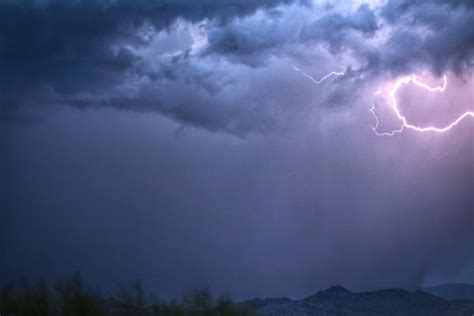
[0,0,302,127]
[1,0,472,134]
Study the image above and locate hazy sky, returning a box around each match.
[1,0,473,300]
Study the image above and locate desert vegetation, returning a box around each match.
[0,274,256,316]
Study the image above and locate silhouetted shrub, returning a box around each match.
[111,281,146,316]
[55,273,104,316]
[0,275,256,316]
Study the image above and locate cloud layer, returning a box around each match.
[1,0,473,133]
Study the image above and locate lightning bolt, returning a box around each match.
[370,74,473,136]
[293,66,345,84]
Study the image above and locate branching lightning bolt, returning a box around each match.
[294,66,472,135]
[370,74,473,136]
[293,66,345,84]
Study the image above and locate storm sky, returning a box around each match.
[1,0,473,300]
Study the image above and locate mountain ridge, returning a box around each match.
[244,285,474,316]
[422,283,474,300]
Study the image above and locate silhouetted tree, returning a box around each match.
[0,277,55,316]
[0,275,255,316]
[112,281,146,316]
[184,289,213,316]
[55,273,104,316]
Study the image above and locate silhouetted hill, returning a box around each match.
[3,276,474,315]
[422,283,474,300]
[245,286,474,316]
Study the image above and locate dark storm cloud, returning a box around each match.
[354,0,474,79]
[0,0,302,125]
[202,3,378,64]
[299,4,378,52]
[1,0,473,133]
[203,0,474,78]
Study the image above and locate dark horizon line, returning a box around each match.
[2,273,473,302]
